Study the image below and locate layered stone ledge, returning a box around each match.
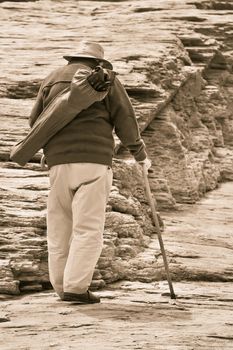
[0,0,233,294]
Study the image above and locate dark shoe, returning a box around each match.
[62,290,100,304]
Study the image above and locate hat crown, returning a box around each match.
[63,41,113,70]
[77,41,104,60]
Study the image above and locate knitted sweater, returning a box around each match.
[29,62,147,168]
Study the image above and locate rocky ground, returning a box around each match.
[0,181,233,350]
[0,0,233,348]
[1,0,233,295]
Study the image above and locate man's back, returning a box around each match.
[35,63,115,168]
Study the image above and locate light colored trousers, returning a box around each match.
[47,163,113,297]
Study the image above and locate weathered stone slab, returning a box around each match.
[0,281,233,349]
[0,0,233,294]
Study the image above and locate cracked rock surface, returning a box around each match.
[0,1,233,347]
[1,0,233,294]
[0,0,233,348]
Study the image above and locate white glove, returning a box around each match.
[138,157,152,174]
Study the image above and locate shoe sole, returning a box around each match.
[63,299,100,304]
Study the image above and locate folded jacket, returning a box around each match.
[10,67,108,166]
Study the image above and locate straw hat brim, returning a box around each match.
[63,54,113,70]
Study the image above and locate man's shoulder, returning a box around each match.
[108,75,127,98]
[42,63,82,88]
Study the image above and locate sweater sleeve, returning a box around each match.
[107,77,147,161]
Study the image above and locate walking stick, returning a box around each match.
[142,163,176,299]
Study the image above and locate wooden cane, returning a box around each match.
[142,163,176,299]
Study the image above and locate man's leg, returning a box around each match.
[63,163,112,294]
[47,164,73,298]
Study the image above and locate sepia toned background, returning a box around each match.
[0,0,233,349]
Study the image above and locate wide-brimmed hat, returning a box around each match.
[63,41,113,70]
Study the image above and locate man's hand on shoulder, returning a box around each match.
[87,66,116,92]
